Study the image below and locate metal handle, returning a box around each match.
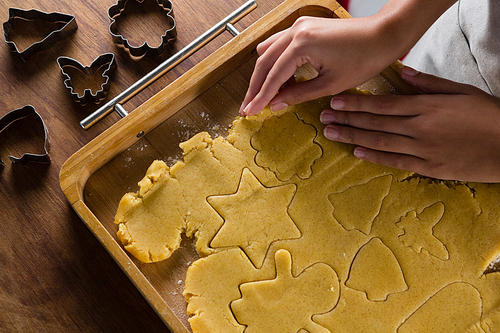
[81,0,257,130]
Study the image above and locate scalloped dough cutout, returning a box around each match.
[251,112,322,181]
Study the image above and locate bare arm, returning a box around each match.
[240,0,457,116]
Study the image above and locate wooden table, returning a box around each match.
[0,0,285,331]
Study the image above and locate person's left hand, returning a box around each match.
[320,66,500,183]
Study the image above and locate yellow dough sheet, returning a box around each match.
[115,96,500,333]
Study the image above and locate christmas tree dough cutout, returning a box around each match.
[329,175,392,235]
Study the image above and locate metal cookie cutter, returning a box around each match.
[2,8,77,62]
[0,105,50,166]
[57,53,117,105]
[81,0,257,129]
[108,0,177,57]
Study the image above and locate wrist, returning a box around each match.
[372,0,458,60]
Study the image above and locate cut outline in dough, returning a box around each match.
[250,112,323,182]
[207,168,301,268]
[328,175,393,235]
[231,249,339,333]
[346,237,408,302]
[396,202,450,261]
[397,282,483,332]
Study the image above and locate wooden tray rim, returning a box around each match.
[58,0,415,331]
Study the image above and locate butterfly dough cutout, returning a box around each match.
[397,202,449,261]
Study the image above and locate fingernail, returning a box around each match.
[401,65,419,77]
[240,101,253,116]
[330,98,345,110]
[239,102,248,114]
[320,111,335,124]
[270,101,289,112]
[354,147,366,159]
[324,126,340,140]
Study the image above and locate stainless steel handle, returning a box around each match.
[81,0,257,130]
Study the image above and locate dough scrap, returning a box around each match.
[115,96,500,333]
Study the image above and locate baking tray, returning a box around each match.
[59,0,419,331]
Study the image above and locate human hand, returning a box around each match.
[320,66,500,183]
[239,15,404,116]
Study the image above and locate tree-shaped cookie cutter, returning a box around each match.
[2,8,77,62]
[57,53,117,105]
[108,0,177,57]
[0,105,50,166]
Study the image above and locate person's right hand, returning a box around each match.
[239,15,404,116]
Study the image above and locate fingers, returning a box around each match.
[268,73,343,111]
[320,109,413,136]
[323,123,417,156]
[352,147,427,175]
[241,43,307,116]
[331,92,426,116]
[401,65,481,95]
[240,32,300,116]
[256,30,287,55]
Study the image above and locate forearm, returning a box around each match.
[240,0,459,116]
[374,0,458,59]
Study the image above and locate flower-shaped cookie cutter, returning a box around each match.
[57,53,117,105]
[2,8,77,62]
[108,0,177,57]
[0,105,50,166]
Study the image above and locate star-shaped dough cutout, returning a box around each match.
[208,168,300,267]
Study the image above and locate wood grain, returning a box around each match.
[0,0,287,332]
[1,0,419,331]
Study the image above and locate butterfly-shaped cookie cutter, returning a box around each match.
[0,105,50,166]
[108,0,177,57]
[2,8,77,62]
[57,53,117,105]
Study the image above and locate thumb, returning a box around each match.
[269,75,340,111]
[401,65,479,95]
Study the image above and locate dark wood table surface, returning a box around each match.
[0,0,286,331]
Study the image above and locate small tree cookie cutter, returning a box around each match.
[57,53,117,105]
[0,105,50,166]
[108,0,177,57]
[2,8,77,62]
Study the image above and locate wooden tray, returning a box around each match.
[59,0,418,331]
